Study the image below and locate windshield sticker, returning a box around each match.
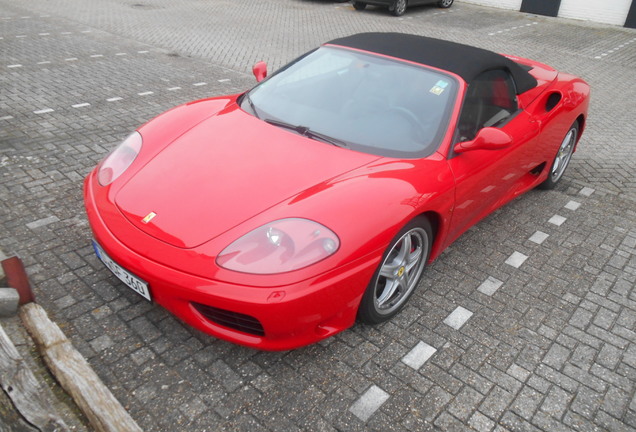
[430,80,449,96]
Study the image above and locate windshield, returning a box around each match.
[241,46,458,158]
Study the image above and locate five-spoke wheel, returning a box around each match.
[358,217,432,324]
[539,122,579,190]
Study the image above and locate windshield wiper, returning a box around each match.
[244,93,260,119]
[264,118,347,148]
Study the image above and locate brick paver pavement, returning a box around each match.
[1,1,635,430]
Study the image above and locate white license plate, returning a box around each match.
[92,240,151,301]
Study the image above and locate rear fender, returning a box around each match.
[526,75,589,153]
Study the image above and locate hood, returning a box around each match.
[115,105,379,248]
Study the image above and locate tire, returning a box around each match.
[353,1,367,10]
[538,122,579,190]
[391,0,407,16]
[437,0,453,8]
[358,217,432,324]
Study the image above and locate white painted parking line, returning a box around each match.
[167,87,181,91]
[349,385,389,422]
[80,30,92,33]
[107,97,123,102]
[33,108,54,114]
[477,276,503,296]
[26,216,59,229]
[488,22,538,36]
[564,200,581,211]
[7,64,22,68]
[218,79,231,82]
[61,32,72,35]
[0,115,14,121]
[529,231,549,245]
[193,82,207,86]
[37,61,51,65]
[138,50,149,54]
[115,53,127,56]
[548,215,567,226]
[579,187,595,197]
[16,35,27,38]
[505,251,528,268]
[65,57,78,61]
[444,306,473,330]
[594,37,636,59]
[431,9,453,16]
[38,33,50,36]
[137,91,154,96]
[402,341,436,370]
[90,54,104,58]
[72,103,90,108]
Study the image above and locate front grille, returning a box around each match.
[192,302,265,336]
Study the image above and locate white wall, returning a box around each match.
[461,0,522,10]
[558,0,632,26]
[461,0,633,26]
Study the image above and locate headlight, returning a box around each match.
[97,132,142,186]
[217,218,340,274]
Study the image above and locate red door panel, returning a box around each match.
[445,111,540,245]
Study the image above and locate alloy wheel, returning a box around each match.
[373,227,427,315]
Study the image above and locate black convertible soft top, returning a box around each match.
[327,33,538,94]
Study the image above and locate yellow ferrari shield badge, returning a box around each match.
[141,212,157,224]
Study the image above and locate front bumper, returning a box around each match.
[84,174,380,350]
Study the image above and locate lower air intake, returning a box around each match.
[192,303,265,336]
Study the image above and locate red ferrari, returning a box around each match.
[84,33,590,350]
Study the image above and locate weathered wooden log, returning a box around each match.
[20,303,143,432]
[0,322,69,431]
[0,386,39,432]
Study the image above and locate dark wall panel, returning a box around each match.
[520,0,562,17]
[626,0,636,28]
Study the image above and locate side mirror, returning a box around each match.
[252,61,268,82]
[454,127,512,153]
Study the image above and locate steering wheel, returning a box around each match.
[387,106,429,141]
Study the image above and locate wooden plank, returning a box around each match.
[0,323,69,431]
[20,303,143,432]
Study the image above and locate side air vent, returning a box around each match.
[192,303,265,336]
[530,162,546,175]
[545,92,561,112]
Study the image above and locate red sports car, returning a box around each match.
[84,33,590,350]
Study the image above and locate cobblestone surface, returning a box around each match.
[1,1,635,430]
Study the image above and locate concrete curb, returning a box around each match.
[0,288,20,317]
